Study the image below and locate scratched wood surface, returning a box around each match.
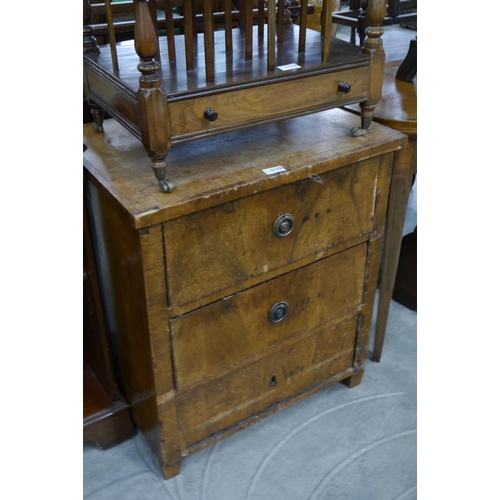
[176,315,359,449]
[85,179,179,471]
[83,108,406,229]
[171,244,367,389]
[164,158,379,306]
[84,108,404,478]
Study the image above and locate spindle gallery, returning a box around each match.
[83,0,387,192]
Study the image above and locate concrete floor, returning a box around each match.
[83,22,417,500]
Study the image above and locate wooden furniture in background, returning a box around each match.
[84,188,136,449]
[345,38,416,362]
[83,108,406,479]
[83,0,388,192]
[333,0,416,46]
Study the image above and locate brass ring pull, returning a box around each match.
[273,213,294,238]
[269,301,289,323]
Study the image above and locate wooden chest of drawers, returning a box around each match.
[83,109,406,479]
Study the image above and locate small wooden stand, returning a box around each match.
[83,0,387,192]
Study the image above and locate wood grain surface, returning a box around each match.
[83,108,406,227]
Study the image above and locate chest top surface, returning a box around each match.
[83,108,406,228]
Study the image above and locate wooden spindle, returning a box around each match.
[135,0,174,192]
[258,0,265,38]
[183,0,195,70]
[83,0,104,131]
[164,0,177,61]
[245,0,253,60]
[321,0,333,62]
[225,0,233,51]
[239,0,247,31]
[267,0,276,71]
[203,0,215,82]
[358,0,386,130]
[135,0,159,64]
[277,0,284,43]
[357,0,368,46]
[103,0,119,71]
[298,0,308,52]
[83,0,99,54]
[149,0,159,36]
[191,0,198,39]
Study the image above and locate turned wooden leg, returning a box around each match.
[87,100,105,132]
[342,369,364,388]
[135,1,175,193]
[149,154,175,193]
[350,0,386,137]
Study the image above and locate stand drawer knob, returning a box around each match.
[204,108,218,121]
[269,301,289,323]
[273,213,295,238]
[338,81,351,93]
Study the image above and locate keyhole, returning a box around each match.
[269,376,277,387]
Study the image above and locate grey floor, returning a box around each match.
[84,21,417,500]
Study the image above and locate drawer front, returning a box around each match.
[164,158,379,306]
[176,315,358,448]
[170,244,366,389]
[168,66,369,138]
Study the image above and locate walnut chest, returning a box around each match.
[83,109,406,479]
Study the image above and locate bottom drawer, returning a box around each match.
[176,315,359,449]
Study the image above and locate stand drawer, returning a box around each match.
[168,66,370,138]
[164,158,379,306]
[170,243,367,389]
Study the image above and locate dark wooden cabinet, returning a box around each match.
[83,193,135,449]
[83,108,406,479]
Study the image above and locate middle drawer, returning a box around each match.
[164,157,379,307]
[170,243,367,390]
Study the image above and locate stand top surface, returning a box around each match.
[83,108,407,229]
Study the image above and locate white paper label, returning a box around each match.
[262,166,287,175]
[277,63,301,71]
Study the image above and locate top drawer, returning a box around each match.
[164,157,380,307]
[168,66,370,139]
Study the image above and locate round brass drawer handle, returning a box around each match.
[269,301,289,323]
[273,213,295,238]
[204,108,218,122]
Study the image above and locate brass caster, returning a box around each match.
[350,126,368,137]
[158,179,175,193]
